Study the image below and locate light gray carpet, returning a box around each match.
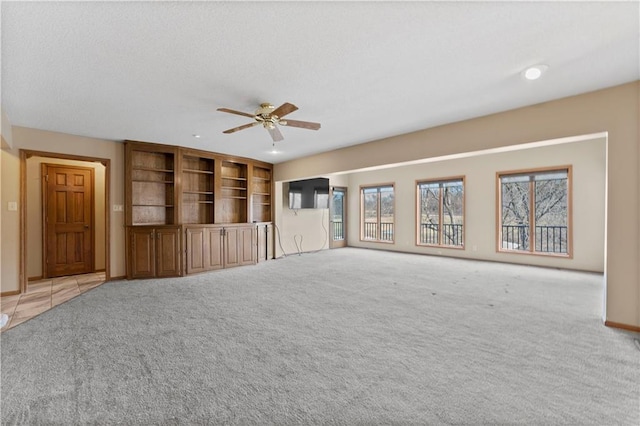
[1,248,638,425]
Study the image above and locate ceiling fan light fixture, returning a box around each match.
[522,64,548,81]
[218,101,320,142]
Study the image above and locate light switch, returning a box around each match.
[113,204,124,212]
[8,202,17,211]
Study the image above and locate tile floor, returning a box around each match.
[0,272,106,331]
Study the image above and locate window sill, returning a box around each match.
[497,248,572,259]
[416,243,465,250]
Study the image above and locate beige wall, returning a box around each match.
[1,109,13,149]
[346,136,605,272]
[26,157,107,279]
[0,127,126,293]
[274,81,639,328]
[1,146,21,292]
[274,175,348,256]
[1,109,14,291]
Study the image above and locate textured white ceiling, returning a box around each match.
[2,1,638,163]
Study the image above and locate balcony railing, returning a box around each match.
[419,223,463,246]
[501,224,568,253]
[332,221,344,240]
[363,222,394,241]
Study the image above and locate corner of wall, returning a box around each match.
[1,108,14,149]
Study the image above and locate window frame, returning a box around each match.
[415,176,465,249]
[496,165,573,258]
[360,183,395,244]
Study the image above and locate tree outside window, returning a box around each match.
[361,185,394,242]
[417,178,464,247]
[498,167,571,255]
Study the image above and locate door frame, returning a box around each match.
[19,150,111,294]
[329,186,347,248]
[41,163,96,278]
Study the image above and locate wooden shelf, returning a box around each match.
[132,179,174,184]
[132,166,174,173]
[126,141,273,279]
[183,169,214,175]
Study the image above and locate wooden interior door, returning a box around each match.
[44,164,94,277]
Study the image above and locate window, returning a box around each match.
[361,184,394,242]
[417,177,464,248]
[498,167,571,256]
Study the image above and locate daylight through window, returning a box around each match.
[498,167,571,256]
[417,178,464,247]
[361,185,394,242]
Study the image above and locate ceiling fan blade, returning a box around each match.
[267,126,284,142]
[281,119,321,131]
[223,122,259,134]
[217,107,255,118]
[271,102,298,119]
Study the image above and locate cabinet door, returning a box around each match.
[224,227,240,268]
[207,227,225,270]
[186,227,224,274]
[257,225,267,262]
[130,228,155,279]
[156,227,181,277]
[186,227,207,274]
[238,225,257,266]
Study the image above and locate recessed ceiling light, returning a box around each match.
[522,65,548,81]
[192,134,201,138]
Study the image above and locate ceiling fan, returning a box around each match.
[217,102,321,142]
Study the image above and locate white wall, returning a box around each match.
[347,137,606,272]
[26,156,107,279]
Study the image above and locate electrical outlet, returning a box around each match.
[113,204,124,212]
[7,201,17,211]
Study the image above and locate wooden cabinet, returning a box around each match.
[125,140,271,279]
[129,226,181,279]
[185,226,223,274]
[225,225,256,268]
[185,225,256,273]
